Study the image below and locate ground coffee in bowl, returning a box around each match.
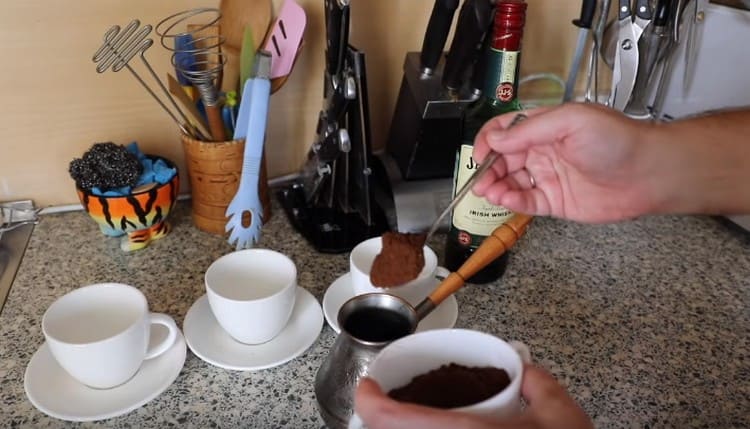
[387,363,511,408]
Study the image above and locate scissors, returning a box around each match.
[609,0,652,111]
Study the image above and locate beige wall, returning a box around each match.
[0,0,584,206]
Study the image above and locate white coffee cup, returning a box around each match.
[348,328,531,428]
[42,283,179,389]
[205,249,297,344]
[350,236,449,305]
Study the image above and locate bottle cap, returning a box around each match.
[493,0,527,51]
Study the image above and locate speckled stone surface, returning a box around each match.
[1,202,748,428]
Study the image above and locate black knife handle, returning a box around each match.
[325,0,350,77]
[469,28,493,93]
[635,0,652,20]
[618,0,631,20]
[442,0,493,91]
[572,0,596,29]
[653,0,670,27]
[420,0,460,75]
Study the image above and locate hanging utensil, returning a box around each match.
[609,0,652,111]
[625,0,671,118]
[564,0,597,102]
[224,52,272,249]
[651,0,686,120]
[682,0,706,92]
[585,0,613,103]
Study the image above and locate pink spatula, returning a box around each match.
[263,0,306,79]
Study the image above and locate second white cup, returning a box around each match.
[349,236,449,305]
[205,249,297,344]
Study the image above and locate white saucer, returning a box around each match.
[184,287,323,371]
[322,273,459,334]
[24,327,187,422]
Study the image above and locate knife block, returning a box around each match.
[386,52,477,180]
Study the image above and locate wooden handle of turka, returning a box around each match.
[205,105,227,142]
[428,214,534,305]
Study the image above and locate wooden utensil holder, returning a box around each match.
[181,134,271,235]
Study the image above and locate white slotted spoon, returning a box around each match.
[225,51,272,249]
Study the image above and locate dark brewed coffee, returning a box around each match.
[388,363,511,408]
[343,307,412,342]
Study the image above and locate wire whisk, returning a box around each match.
[156,8,227,141]
[92,19,206,141]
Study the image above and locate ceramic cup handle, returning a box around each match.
[510,340,532,364]
[348,413,365,429]
[144,312,179,360]
[435,266,450,280]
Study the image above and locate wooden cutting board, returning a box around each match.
[219,0,273,51]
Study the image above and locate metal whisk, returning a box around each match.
[156,8,227,141]
[92,19,206,140]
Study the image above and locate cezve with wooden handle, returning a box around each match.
[414,213,533,319]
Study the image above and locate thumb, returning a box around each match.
[520,365,594,429]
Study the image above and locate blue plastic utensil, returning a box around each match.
[174,34,197,86]
[224,51,272,249]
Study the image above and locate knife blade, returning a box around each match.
[420,0,460,76]
[563,0,597,102]
[325,0,351,79]
[442,0,494,93]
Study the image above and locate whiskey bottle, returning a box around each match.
[444,0,527,284]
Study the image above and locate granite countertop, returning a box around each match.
[1,202,748,428]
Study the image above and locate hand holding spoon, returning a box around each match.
[424,113,528,242]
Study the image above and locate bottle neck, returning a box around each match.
[481,47,521,106]
[481,1,526,107]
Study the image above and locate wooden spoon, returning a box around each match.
[219,0,272,51]
[219,0,273,93]
[413,213,534,319]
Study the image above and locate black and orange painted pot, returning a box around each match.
[76,156,180,252]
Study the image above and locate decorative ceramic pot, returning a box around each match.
[76,156,180,251]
